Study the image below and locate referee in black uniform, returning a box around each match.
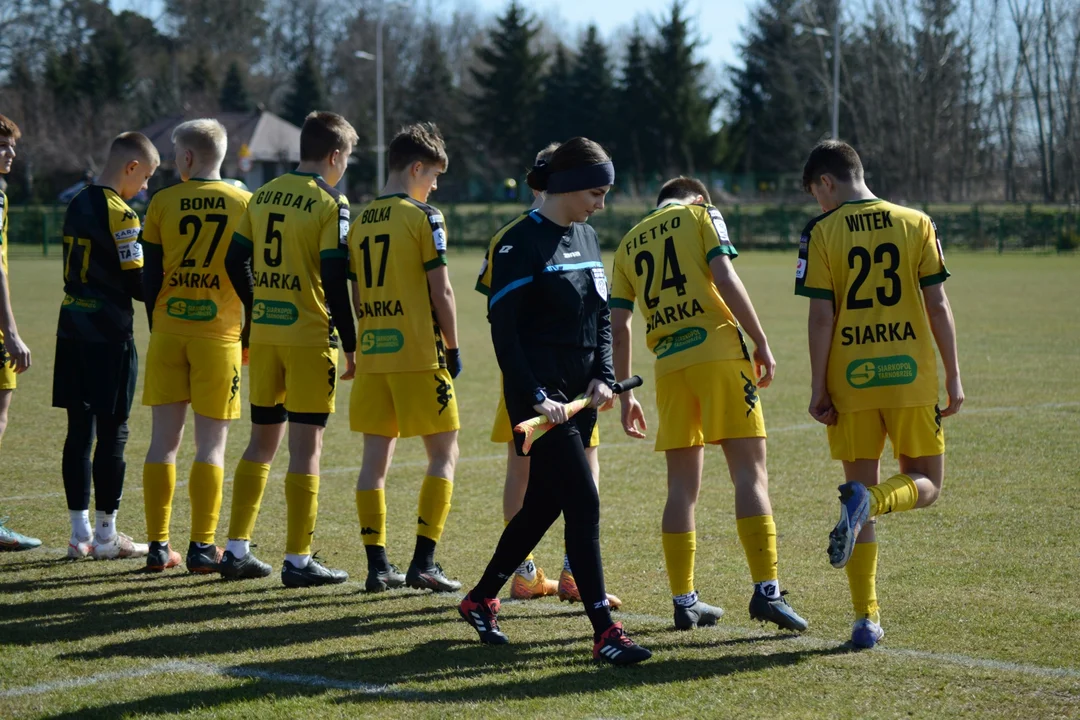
[459,137,651,665]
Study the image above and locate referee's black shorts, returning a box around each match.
[52,338,138,418]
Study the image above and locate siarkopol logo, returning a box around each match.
[653,327,707,359]
[846,354,918,388]
[166,297,217,321]
[61,294,103,312]
[252,300,298,325]
[360,328,404,355]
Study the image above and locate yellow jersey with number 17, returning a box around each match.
[610,202,748,377]
[348,193,448,373]
[232,171,350,348]
[141,179,251,341]
[794,198,949,413]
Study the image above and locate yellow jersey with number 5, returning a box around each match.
[348,193,448,373]
[141,179,251,341]
[794,198,949,413]
[232,171,350,348]
[610,202,748,377]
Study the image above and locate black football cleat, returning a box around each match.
[365,563,406,593]
[749,589,808,632]
[458,595,509,644]
[281,554,348,588]
[673,597,725,630]
[218,549,272,580]
[186,542,224,574]
[593,623,652,665]
[406,562,462,592]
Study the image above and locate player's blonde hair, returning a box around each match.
[172,118,228,166]
[0,114,22,141]
[109,131,160,167]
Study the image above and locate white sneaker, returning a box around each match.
[851,617,885,649]
[67,538,92,559]
[91,532,149,560]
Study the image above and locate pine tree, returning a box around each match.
[185,50,218,97]
[405,25,460,132]
[470,0,547,174]
[219,61,252,112]
[283,50,326,127]
[615,26,658,191]
[533,44,576,148]
[568,25,616,147]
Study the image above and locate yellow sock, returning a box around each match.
[416,475,453,542]
[143,463,176,543]
[189,462,224,545]
[662,531,696,596]
[356,489,386,546]
[868,474,919,517]
[846,541,880,622]
[227,460,271,540]
[285,473,319,556]
[505,519,534,563]
[736,515,779,584]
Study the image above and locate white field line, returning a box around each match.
[0,659,411,699]
[2,399,1077,504]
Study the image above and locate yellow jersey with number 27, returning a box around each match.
[610,202,748,378]
[794,198,949,413]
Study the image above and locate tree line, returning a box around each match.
[0,0,1077,204]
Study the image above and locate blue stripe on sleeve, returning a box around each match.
[489,276,534,308]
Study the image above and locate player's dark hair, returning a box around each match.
[109,131,160,165]
[0,114,21,141]
[657,176,711,206]
[802,140,864,193]
[387,122,448,172]
[300,111,359,162]
[526,137,610,192]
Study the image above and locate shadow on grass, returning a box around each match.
[39,640,850,718]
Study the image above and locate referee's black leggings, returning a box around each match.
[471,421,614,637]
[62,407,129,514]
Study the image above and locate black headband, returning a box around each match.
[546,162,615,193]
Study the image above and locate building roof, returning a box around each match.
[140,110,301,166]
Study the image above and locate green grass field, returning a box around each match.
[1,251,1078,719]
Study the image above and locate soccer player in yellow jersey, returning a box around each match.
[350,123,462,593]
[139,119,251,573]
[218,112,358,587]
[0,114,40,552]
[475,142,620,607]
[795,141,963,649]
[54,132,159,560]
[612,177,807,632]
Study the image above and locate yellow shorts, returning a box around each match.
[655,359,766,452]
[0,360,14,391]
[143,332,242,420]
[490,392,599,446]
[350,368,460,438]
[249,343,338,415]
[828,405,944,462]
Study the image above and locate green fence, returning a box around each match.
[7,203,1078,256]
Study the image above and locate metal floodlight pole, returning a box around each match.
[375,12,385,191]
[832,3,841,140]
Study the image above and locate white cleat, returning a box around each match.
[851,617,885,649]
[91,532,149,560]
[67,538,93,559]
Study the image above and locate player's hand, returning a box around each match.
[241,347,249,367]
[446,348,462,379]
[809,387,837,426]
[586,379,615,411]
[754,342,776,389]
[340,351,356,381]
[3,331,30,373]
[533,398,569,425]
[941,374,964,417]
[620,395,647,439]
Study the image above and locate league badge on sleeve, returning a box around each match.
[591,266,608,298]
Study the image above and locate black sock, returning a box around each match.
[365,544,390,572]
[411,535,436,568]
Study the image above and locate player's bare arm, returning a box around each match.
[922,283,964,416]
[807,297,837,425]
[0,263,29,373]
[709,254,775,388]
[611,307,646,438]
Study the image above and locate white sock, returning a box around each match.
[285,553,310,569]
[69,510,92,542]
[673,590,699,608]
[515,559,537,580]
[225,539,249,558]
[563,554,572,573]
[756,580,781,600]
[194,542,212,550]
[95,510,117,541]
